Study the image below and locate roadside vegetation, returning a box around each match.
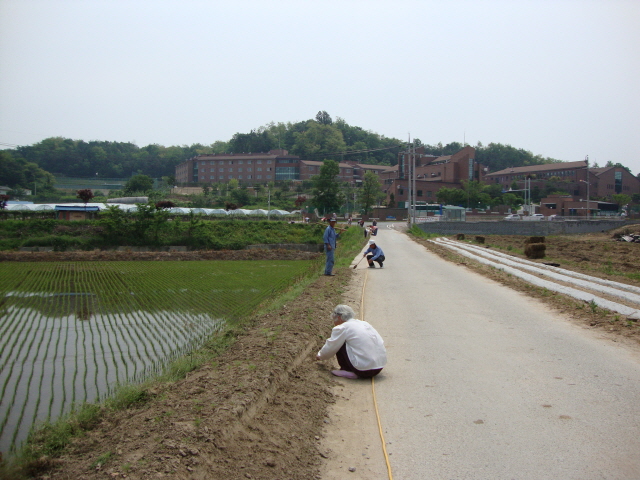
[0,223,364,478]
[0,214,326,251]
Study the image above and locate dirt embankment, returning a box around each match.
[0,249,319,263]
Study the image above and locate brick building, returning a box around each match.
[484,161,640,200]
[381,146,483,207]
[175,150,390,186]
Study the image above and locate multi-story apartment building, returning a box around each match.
[175,150,295,184]
[484,161,640,200]
[175,150,389,186]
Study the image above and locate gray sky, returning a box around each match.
[1,0,639,174]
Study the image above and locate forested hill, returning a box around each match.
[2,111,563,186]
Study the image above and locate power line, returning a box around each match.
[306,144,403,160]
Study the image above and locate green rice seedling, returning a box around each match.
[589,299,598,313]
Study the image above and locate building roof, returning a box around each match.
[55,205,100,212]
[300,160,366,169]
[487,160,587,176]
[353,163,390,172]
[190,149,298,162]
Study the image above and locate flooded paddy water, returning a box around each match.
[0,260,314,456]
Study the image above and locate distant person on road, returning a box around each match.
[364,239,385,268]
[323,218,338,276]
[316,304,387,379]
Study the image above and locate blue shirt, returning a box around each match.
[365,245,384,261]
[323,225,337,249]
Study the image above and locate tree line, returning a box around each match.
[2,110,592,192]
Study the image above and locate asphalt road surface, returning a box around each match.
[363,226,640,480]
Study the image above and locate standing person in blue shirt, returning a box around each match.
[323,218,338,276]
[363,239,385,268]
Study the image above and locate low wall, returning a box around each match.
[417,219,639,236]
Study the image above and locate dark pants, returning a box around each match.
[336,343,382,378]
[366,254,385,267]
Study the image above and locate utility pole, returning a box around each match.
[411,140,416,226]
[407,134,414,227]
[585,155,590,219]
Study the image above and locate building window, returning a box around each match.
[238,168,242,172]
[257,160,262,164]
[219,168,224,172]
[247,160,252,164]
[417,190,423,197]
[239,160,243,164]
[238,175,243,179]
[257,175,262,179]
[257,167,262,172]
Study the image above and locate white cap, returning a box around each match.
[368,239,375,245]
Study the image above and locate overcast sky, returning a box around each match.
[1,0,639,174]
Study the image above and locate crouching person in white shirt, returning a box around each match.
[315,304,387,379]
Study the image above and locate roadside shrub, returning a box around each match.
[22,235,96,251]
[475,236,485,244]
[456,234,465,240]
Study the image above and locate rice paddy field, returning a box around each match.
[0,259,315,456]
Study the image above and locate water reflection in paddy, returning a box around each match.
[0,299,224,455]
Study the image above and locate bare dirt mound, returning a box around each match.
[0,249,319,263]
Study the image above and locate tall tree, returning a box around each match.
[124,174,154,195]
[611,194,631,210]
[291,122,346,158]
[311,160,344,214]
[358,171,384,214]
[315,111,333,125]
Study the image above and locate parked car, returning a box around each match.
[504,214,522,221]
[530,214,545,220]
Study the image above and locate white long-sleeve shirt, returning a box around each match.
[317,318,387,370]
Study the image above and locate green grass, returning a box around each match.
[406,225,440,239]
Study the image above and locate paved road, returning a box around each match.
[363,226,640,480]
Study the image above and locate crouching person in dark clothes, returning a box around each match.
[364,239,385,268]
[315,305,387,379]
